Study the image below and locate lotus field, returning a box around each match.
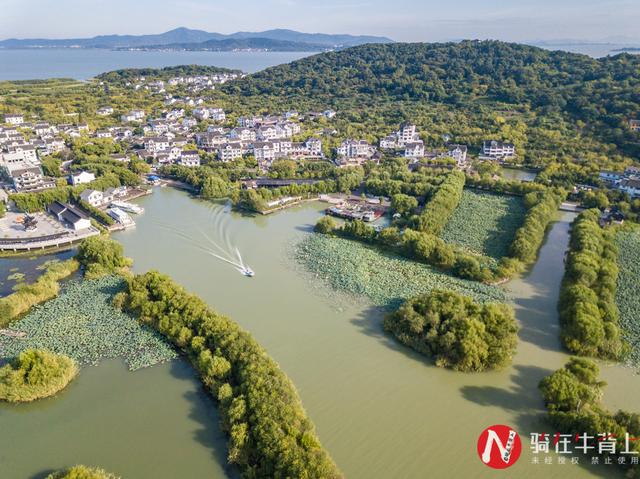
[0,276,177,370]
[615,229,640,367]
[295,233,508,310]
[441,189,526,261]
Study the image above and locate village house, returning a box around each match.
[479,140,516,161]
[629,120,640,132]
[48,201,92,231]
[69,171,96,186]
[97,106,114,116]
[79,189,104,208]
[618,178,640,198]
[444,144,468,168]
[218,142,244,162]
[404,142,425,159]
[3,114,24,125]
[229,128,257,142]
[177,151,200,167]
[336,139,377,160]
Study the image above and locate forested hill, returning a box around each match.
[224,41,640,162]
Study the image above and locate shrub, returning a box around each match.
[384,289,518,371]
[539,359,640,478]
[411,170,465,236]
[76,236,131,278]
[46,465,119,479]
[0,349,78,402]
[314,215,338,234]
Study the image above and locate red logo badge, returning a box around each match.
[477,424,522,469]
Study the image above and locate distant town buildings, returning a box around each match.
[629,119,640,132]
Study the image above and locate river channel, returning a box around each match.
[1,186,639,478]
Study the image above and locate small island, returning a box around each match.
[383,290,518,372]
[46,465,120,479]
[0,349,78,402]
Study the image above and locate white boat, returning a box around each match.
[111,200,144,214]
[241,267,255,277]
[108,207,135,227]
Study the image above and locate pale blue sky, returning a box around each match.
[2,0,639,42]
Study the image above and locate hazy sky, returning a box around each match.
[2,0,639,42]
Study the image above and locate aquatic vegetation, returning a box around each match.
[0,276,176,370]
[384,290,518,371]
[441,189,526,260]
[46,465,119,479]
[615,228,640,367]
[0,349,78,403]
[295,233,508,310]
[0,259,79,327]
[7,272,26,282]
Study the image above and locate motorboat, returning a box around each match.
[111,200,144,214]
[241,267,255,277]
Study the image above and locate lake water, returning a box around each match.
[1,187,639,478]
[0,49,313,81]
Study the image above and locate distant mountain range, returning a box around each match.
[0,27,393,51]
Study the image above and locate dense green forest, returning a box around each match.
[383,290,518,371]
[222,41,640,168]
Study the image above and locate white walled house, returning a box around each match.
[619,179,640,198]
[218,143,243,162]
[97,107,114,116]
[404,141,425,159]
[69,171,96,186]
[479,140,516,160]
[79,189,104,207]
[4,114,24,125]
[178,151,200,167]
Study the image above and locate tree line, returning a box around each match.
[559,209,628,360]
[119,271,342,478]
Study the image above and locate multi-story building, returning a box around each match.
[479,140,516,160]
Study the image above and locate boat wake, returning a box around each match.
[149,203,254,277]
